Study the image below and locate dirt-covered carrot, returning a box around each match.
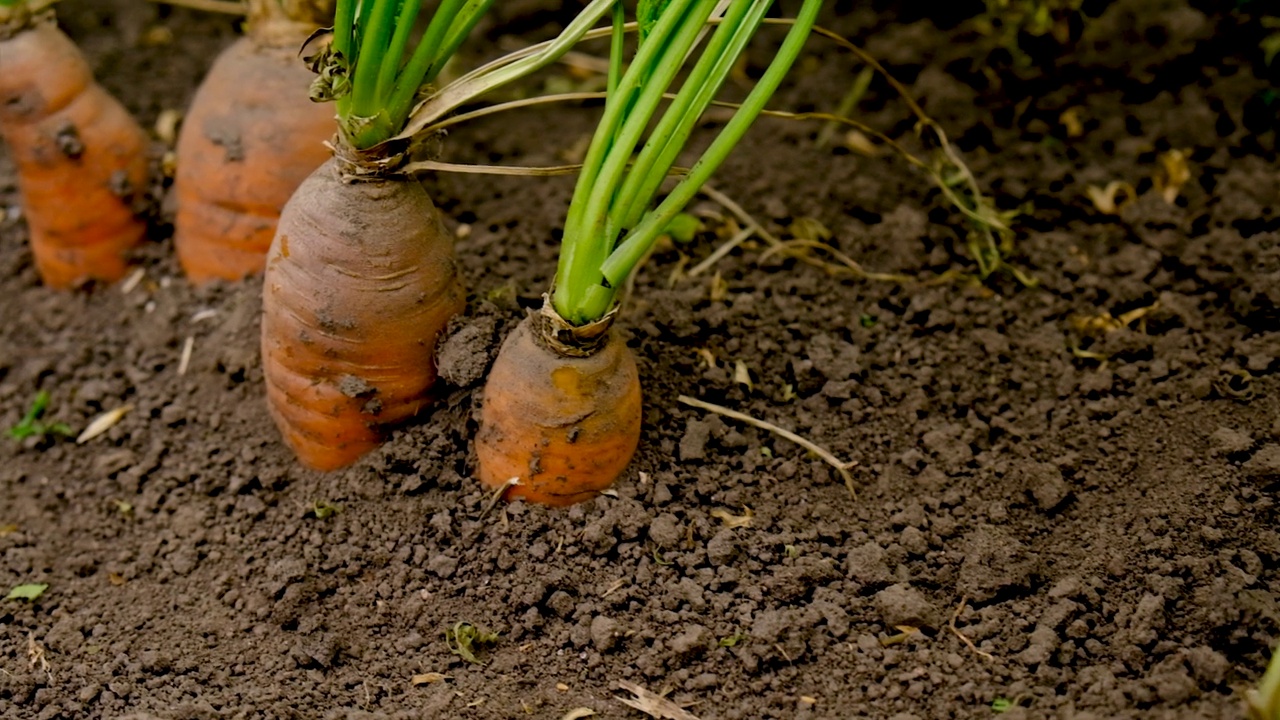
[476,0,822,506]
[262,0,618,470]
[174,0,336,284]
[0,0,150,289]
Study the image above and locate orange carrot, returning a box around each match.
[259,0,614,469]
[173,2,335,284]
[260,158,465,470]
[476,307,641,506]
[474,0,819,506]
[0,7,149,290]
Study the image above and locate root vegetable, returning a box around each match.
[261,158,464,470]
[260,0,616,469]
[174,1,336,284]
[0,6,149,289]
[477,308,641,506]
[476,0,821,505]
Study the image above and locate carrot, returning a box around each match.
[261,157,465,470]
[173,1,336,284]
[0,2,149,290]
[476,306,642,506]
[261,0,617,469]
[476,0,822,506]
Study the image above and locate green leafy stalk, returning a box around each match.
[557,0,713,311]
[326,0,496,150]
[552,0,822,325]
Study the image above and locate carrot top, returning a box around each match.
[551,0,822,327]
[308,0,496,150]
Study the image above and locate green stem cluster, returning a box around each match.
[552,0,822,326]
[333,0,495,150]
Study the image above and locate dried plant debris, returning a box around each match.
[615,681,700,720]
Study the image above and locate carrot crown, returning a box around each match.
[313,0,633,161]
[308,0,496,151]
[551,0,822,327]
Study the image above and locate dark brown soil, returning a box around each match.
[3,1,1279,718]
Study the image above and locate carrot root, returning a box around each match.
[476,310,642,507]
[0,21,149,289]
[174,37,335,284]
[261,158,465,471]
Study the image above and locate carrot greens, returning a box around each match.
[552,0,823,327]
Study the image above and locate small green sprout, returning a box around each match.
[311,500,342,519]
[784,544,799,559]
[652,547,673,566]
[445,622,499,665]
[991,697,1014,713]
[718,630,746,647]
[111,499,134,517]
[7,391,73,442]
[6,583,49,602]
[859,314,878,328]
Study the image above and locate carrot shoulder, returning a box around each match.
[261,158,465,471]
[174,36,334,284]
[476,309,642,507]
[0,20,149,289]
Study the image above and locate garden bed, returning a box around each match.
[2,1,1278,718]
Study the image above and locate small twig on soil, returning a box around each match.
[758,237,910,283]
[616,680,700,720]
[178,336,194,376]
[695,185,784,263]
[687,225,753,279]
[477,477,517,524]
[948,596,994,662]
[677,395,856,498]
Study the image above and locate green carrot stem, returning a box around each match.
[607,0,764,239]
[427,0,498,83]
[558,0,714,319]
[607,1,625,96]
[584,0,822,320]
[376,0,422,103]
[349,0,398,118]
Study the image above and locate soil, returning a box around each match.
[2,1,1279,719]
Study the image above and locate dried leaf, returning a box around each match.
[694,348,716,369]
[561,708,597,720]
[411,672,449,686]
[616,681,700,720]
[108,573,127,586]
[0,524,17,537]
[710,507,754,529]
[733,360,753,390]
[1085,181,1136,215]
[76,405,133,444]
